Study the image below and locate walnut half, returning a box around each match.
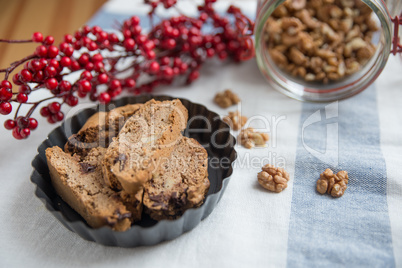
[238,128,269,149]
[316,168,349,197]
[214,89,241,108]
[258,164,290,193]
[223,111,248,131]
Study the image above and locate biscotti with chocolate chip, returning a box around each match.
[45,146,141,231]
[102,99,188,194]
[64,104,142,158]
[143,136,210,220]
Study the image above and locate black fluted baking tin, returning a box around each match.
[31,95,237,247]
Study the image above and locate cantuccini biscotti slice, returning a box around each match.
[143,136,210,220]
[102,99,188,193]
[46,146,142,231]
[65,104,142,158]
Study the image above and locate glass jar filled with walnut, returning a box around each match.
[255,0,402,101]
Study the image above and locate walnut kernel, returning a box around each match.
[258,164,290,193]
[214,90,240,108]
[316,168,349,197]
[238,128,269,149]
[223,111,248,131]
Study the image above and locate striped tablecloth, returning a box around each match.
[0,0,401,267]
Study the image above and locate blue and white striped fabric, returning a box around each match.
[1,0,401,267]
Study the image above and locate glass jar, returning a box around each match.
[254,0,402,102]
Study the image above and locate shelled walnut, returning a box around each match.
[214,90,241,108]
[316,168,349,197]
[264,0,378,83]
[238,128,269,148]
[223,111,248,130]
[257,164,290,193]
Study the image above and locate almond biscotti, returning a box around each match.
[45,146,141,231]
[65,104,142,158]
[143,136,210,220]
[102,99,188,194]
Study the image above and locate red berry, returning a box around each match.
[28,118,38,130]
[59,42,69,52]
[47,45,59,58]
[40,107,50,117]
[35,45,47,57]
[44,35,55,45]
[1,80,12,89]
[29,60,43,71]
[80,70,92,80]
[78,80,92,93]
[123,29,132,39]
[137,35,147,44]
[12,128,23,140]
[4,119,16,130]
[16,93,28,103]
[143,40,155,51]
[124,38,136,50]
[145,50,156,59]
[64,46,74,57]
[110,79,121,90]
[65,95,78,106]
[59,80,71,92]
[78,53,90,66]
[77,91,87,98]
[131,25,142,35]
[187,70,200,83]
[33,71,44,82]
[12,73,23,85]
[99,92,111,104]
[32,32,43,42]
[162,39,176,49]
[20,69,32,82]
[218,51,228,60]
[63,34,73,43]
[0,102,12,115]
[91,26,102,34]
[45,78,58,90]
[82,25,91,34]
[94,62,104,72]
[108,33,119,43]
[162,67,174,78]
[17,116,29,128]
[124,78,136,89]
[130,16,140,26]
[206,48,215,57]
[0,87,13,101]
[92,53,103,62]
[60,56,71,67]
[47,116,56,124]
[20,128,30,139]
[149,61,160,73]
[85,62,94,71]
[48,102,61,113]
[18,85,31,94]
[52,111,64,122]
[44,66,58,77]
[49,59,59,69]
[70,60,81,71]
[97,73,109,84]
[160,57,170,66]
[39,58,48,67]
[87,42,98,51]
[96,31,108,42]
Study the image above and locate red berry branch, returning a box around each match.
[0,0,254,140]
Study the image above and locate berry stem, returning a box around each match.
[0,38,33,43]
